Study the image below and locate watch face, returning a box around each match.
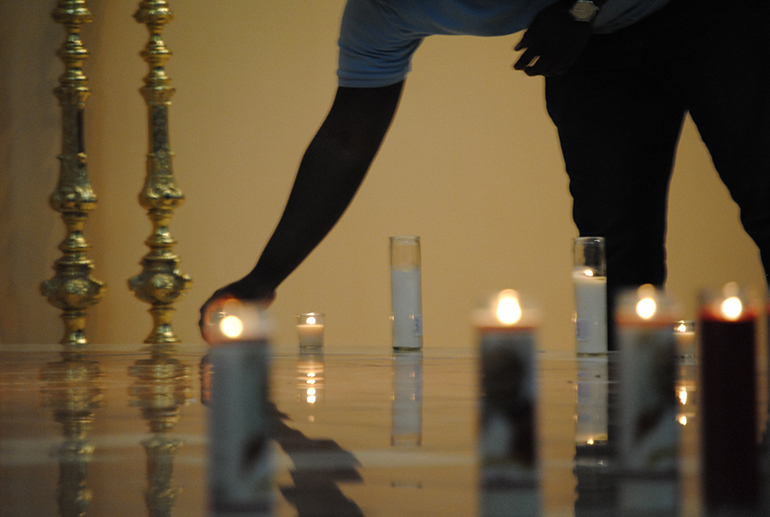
[570,1,599,21]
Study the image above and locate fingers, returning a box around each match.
[513,48,538,71]
[198,292,237,342]
[514,32,528,52]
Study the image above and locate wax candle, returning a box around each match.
[673,320,696,360]
[574,237,608,354]
[296,312,324,349]
[698,282,759,513]
[390,236,423,350]
[615,285,679,516]
[474,290,540,517]
[207,304,274,514]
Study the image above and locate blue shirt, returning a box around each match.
[338,0,671,87]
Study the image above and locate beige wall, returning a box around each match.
[1,0,764,350]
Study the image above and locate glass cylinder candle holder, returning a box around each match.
[296,312,324,349]
[573,237,608,355]
[615,285,679,516]
[473,290,541,517]
[207,303,274,515]
[390,236,423,350]
[698,282,759,513]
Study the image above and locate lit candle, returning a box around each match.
[673,320,696,360]
[296,312,324,349]
[573,237,608,354]
[390,236,423,350]
[206,303,274,513]
[615,285,679,515]
[474,290,540,517]
[698,282,759,513]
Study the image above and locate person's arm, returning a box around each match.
[199,81,404,330]
[513,0,610,77]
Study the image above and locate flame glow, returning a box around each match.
[220,315,244,338]
[496,290,522,325]
[678,388,687,405]
[721,296,743,321]
[636,297,657,320]
[306,315,317,325]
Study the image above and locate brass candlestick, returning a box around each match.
[42,0,104,349]
[129,0,191,350]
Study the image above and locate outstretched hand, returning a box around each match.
[198,279,275,343]
[514,0,593,77]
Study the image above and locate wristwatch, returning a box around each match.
[569,0,600,22]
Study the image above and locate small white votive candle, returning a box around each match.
[297,312,324,349]
[673,320,696,359]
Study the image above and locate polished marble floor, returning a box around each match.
[0,343,761,516]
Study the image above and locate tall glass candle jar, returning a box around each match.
[573,237,608,355]
[390,236,423,350]
[615,285,679,516]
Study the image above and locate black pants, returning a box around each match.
[546,0,770,335]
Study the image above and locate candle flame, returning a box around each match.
[584,269,594,277]
[678,415,688,426]
[496,290,522,325]
[721,296,743,321]
[675,322,687,333]
[307,388,316,396]
[678,388,687,405]
[636,297,657,319]
[587,438,594,445]
[306,315,317,325]
[220,315,244,338]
